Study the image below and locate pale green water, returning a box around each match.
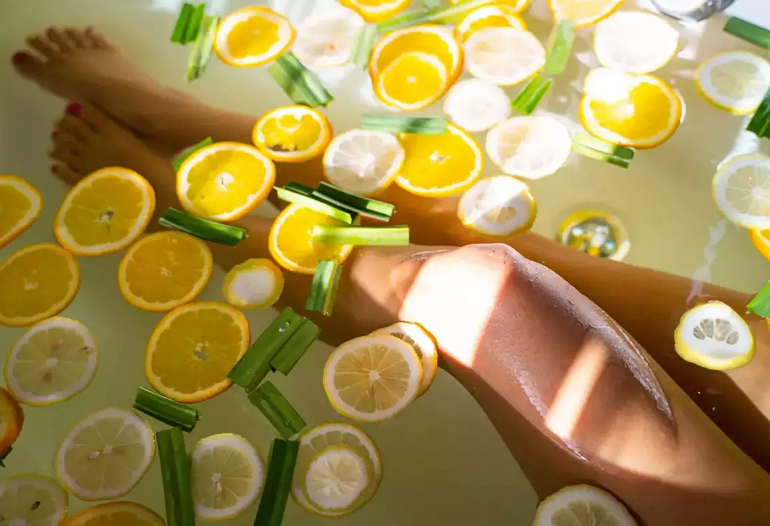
[0,0,769,524]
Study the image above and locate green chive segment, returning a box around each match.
[171,3,194,44]
[275,186,353,224]
[544,20,575,75]
[270,319,321,375]
[748,281,770,317]
[157,428,195,526]
[724,17,770,50]
[572,133,634,168]
[313,182,395,221]
[748,88,770,138]
[253,439,299,526]
[313,226,409,246]
[378,0,492,32]
[172,137,213,171]
[187,14,220,81]
[351,25,379,69]
[361,114,447,135]
[268,52,333,108]
[248,381,306,439]
[160,207,247,247]
[306,261,343,315]
[133,387,200,432]
[511,74,553,115]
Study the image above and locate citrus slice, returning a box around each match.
[0,243,80,327]
[579,68,682,149]
[449,0,531,11]
[443,78,511,133]
[269,204,355,274]
[323,129,404,196]
[547,0,624,28]
[486,115,572,179]
[118,231,213,312]
[341,0,410,23]
[55,407,155,501]
[594,11,679,74]
[457,175,537,237]
[54,167,155,256]
[323,334,422,423]
[750,228,770,261]
[374,51,449,111]
[0,475,68,526]
[455,5,527,43]
[712,154,770,228]
[253,105,333,163]
[0,175,42,249]
[145,302,249,402]
[177,142,275,221]
[292,422,382,517]
[675,301,754,370]
[533,485,637,526]
[371,322,438,395]
[396,122,483,197]
[6,317,98,406]
[214,6,294,67]
[62,502,165,526]
[696,51,770,115]
[0,387,24,456]
[370,25,462,82]
[305,445,370,512]
[191,433,265,521]
[223,258,284,309]
[464,27,545,86]
[292,8,365,67]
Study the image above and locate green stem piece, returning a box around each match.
[270,319,321,375]
[133,387,200,432]
[361,114,447,135]
[306,261,343,315]
[159,207,247,247]
[187,14,220,81]
[724,17,770,50]
[157,428,195,526]
[248,381,306,439]
[571,142,630,169]
[377,0,492,33]
[573,133,634,159]
[351,25,379,69]
[183,4,207,44]
[253,439,299,526]
[313,182,395,221]
[313,226,409,246]
[171,137,213,171]
[275,187,353,224]
[267,53,333,108]
[747,88,770,138]
[171,3,194,44]
[748,281,770,317]
[511,74,553,115]
[544,20,575,75]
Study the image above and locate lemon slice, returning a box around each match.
[443,78,511,133]
[223,258,284,309]
[712,154,770,228]
[323,334,422,423]
[0,387,24,455]
[0,175,42,249]
[547,0,624,28]
[253,105,332,163]
[177,141,275,221]
[370,25,461,82]
[62,502,165,526]
[323,130,405,196]
[55,407,155,501]
[118,231,213,312]
[675,301,755,370]
[372,322,438,395]
[341,0,410,23]
[214,7,294,67]
[486,115,572,179]
[0,243,80,327]
[374,51,449,111]
[6,317,98,406]
[464,27,545,86]
[0,475,68,526]
[534,485,637,526]
[54,167,155,256]
[455,5,527,43]
[292,8,364,67]
[594,11,679,74]
[696,51,770,115]
[449,0,531,10]
[304,445,369,512]
[191,433,265,521]
[457,175,537,237]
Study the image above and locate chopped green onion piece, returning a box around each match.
[544,20,575,75]
[171,137,213,171]
[285,181,361,221]
[253,439,299,526]
[228,308,305,389]
[748,281,770,317]
[133,387,200,432]
[159,207,246,247]
[377,0,492,33]
[573,133,634,160]
[275,187,353,224]
[571,142,630,169]
[184,4,207,44]
[724,17,770,50]
[747,88,770,138]
[361,114,447,135]
[267,52,333,108]
[306,261,343,315]
[284,181,315,197]
[187,14,219,81]
[511,74,553,115]
[313,226,409,246]
[314,182,395,220]
[171,3,194,43]
[270,319,320,375]
[157,428,195,526]
[0,447,12,468]
[351,25,378,69]
[248,381,306,439]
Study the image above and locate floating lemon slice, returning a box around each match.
[455,5,526,43]
[696,51,770,115]
[712,154,770,229]
[6,317,98,406]
[62,502,165,526]
[449,0,531,11]
[534,485,637,526]
[375,51,449,111]
[750,228,770,261]
[323,334,422,423]
[396,122,483,197]
[191,433,265,521]
[0,387,24,456]
[372,322,438,395]
[594,11,679,74]
[118,231,213,312]
[54,167,155,256]
[0,475,68,526]
[443,78,511,133]
[674,301,755,370]
[457,175,537,238]
[223,258,284,309]
[145,302,249,402]
[464,27,545,86]
[214,6,294,67]
[177,142,275,221]
[253,105,333,163]
[0,243,80,327]
[341,0,411,23]
[0,175,42,249]
[370,25,462,82]
[305,446,370,512]
[55,408,155,501]
[292,8,365,67]
[548,0,624,28]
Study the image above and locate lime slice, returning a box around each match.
[304,445,369,512]
[6,317,98,406]
[0,475,68,526]
[674,301,755,370]
[55,407,155,500]
[191,433,265,521]
[696,51,770,115]
[712,154,770,228]
[371,322,438,395]
[533,484,637,526]
[457,175,537,238]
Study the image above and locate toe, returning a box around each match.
[52,164,84,185]
[26,33,57,59]
[56,114,94,141]
[84,27,115,50]
[64,27,89,48]
[46,26,72,52]
[79,104,118,133]
[49,133,82,164]
[11,51,44,78]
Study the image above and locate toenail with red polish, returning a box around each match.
[66,102,82,116]
[11,52,28,65]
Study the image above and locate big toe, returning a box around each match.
[11,51,45,79]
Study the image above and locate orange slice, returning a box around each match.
[0,387,23,456]
[0,175,42,250]
[253,105,332,163]
[455,5,527,43]
[341,0,411,23]
[374,51,449,111]
[750,228,770,261]
[63,502,165,526]
[214,7,294,67]
[370,25,462,82]
[548,0,624,28]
